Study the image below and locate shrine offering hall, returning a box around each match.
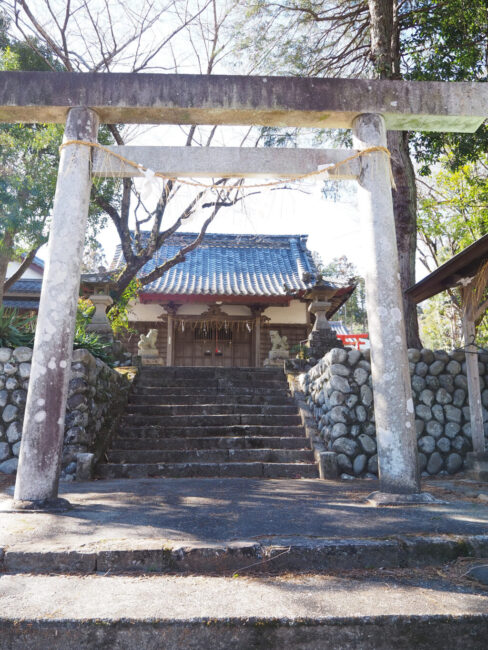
[112,232,354,367]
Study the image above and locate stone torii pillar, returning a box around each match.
[353,114,427,503]
[13,107,99,511]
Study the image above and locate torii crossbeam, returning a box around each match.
[2,71,487,510]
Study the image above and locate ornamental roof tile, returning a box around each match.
[111,233,320,297]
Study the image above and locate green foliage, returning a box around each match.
[0,307,35,348]
[73,327,114,366]
[417,160,488,348]
[405,0,488,173]
[107,279,141,335]
[290,343,310,360]
[319,256,367,334]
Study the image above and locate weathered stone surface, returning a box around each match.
[446,360,461,375]
[415,404,432,421]
[347,349,361,366]
[13,347,32,363]
[452,389,466,408]
[12,441,21,456]
[446,453,463,474]
[2,404,18,423]
[0,457,17,473]
[429,360,445,376]
[330,423,348,440]
[6,421,22,443]
[336,453,352,472]
[5,377,17,391]
[452,435,466,451]
[345,394,358,409]
[0,390,7,408]
[357,359,371,372]
[425,376,440,391]
[353,367,368,386]
[419,389,434,407]
[329,391,345,407]
[432,404,445,423]
[436,388,452,405]
[482,389,488,408]
[367,454,378,474]
[426,420,443,439]
[358,434,376,455]
[0,441,9,461]
[329,406,349,424]
[353,454,367,475]
[454,374,468,390]
[438,374,454,392]
[355,405,367,422]
[434,350,450,363]
[437,437,451,453]
[411,375,426,393]
[420,349,435,364]
[18,362,31,379]
[407,349,421,363]
[0,348,12,363]
[415,419,424,437]
[329,348,348,364]
[360,384,373,407]
[445,422,461,439]
[418,452,427,471]
[350,424,361,438]
[427,451,443,474]
[329,375,351,394]
[3,362,17,376]
[332,437,358,457]
[415,362,428,377]
[11,389,27,408]
[330,363,350,377]
[67,393,87,411]
[418,435,435,454]
[445,405,462,423]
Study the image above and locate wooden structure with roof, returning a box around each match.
[110,232,355,367]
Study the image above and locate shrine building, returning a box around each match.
[111,232,355,367]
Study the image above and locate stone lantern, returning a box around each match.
[80,268,116,335]
[304,277,349,359]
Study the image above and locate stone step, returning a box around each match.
[96,462,319,479]
[125,404,298,416]
[128,393,294,405]
[106,448,315,464]
[4,573,486,650]
[135,378,287,388]
[112,436,312,451]
[139,366,285,379]
[118,424,307,438]
[129,386,291,397]
[122,414,302,427]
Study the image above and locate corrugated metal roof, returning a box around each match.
[111,233,319,297]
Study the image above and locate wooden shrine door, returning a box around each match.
[174,321,253,367]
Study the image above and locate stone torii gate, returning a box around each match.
[1,71,487,510]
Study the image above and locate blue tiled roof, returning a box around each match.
[7,279,43,294]
[111,233,318,297]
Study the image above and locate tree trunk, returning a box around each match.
[388,130,421,348]
[0,231,14,309]
[368,0,421,347]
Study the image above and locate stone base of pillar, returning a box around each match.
[465,452,488,482]
[10,497,72,513]
[307,329,343,360]
[366,491,445,507]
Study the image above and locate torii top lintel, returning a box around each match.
[0,71,486,133]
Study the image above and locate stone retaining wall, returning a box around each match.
[299,347,488,478]
[0,347,132,481]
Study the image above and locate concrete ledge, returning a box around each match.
[3,534,488,575]
[1,616,487,650]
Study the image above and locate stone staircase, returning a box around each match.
[96,366,319,479]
